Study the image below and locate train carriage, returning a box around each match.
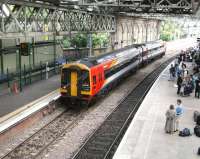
[60,40,166,103]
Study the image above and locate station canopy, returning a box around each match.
[26,0,200,14]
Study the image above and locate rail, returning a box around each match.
[0,89,60,134]
[72,57,175,159]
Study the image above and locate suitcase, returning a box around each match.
[197,115,200,126]
[194,111,200,122]
[194,125,200,137]
[198,147,200,155]
[183,86,190,96]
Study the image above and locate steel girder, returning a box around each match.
[5,0,200,15]
[68,0,200,14]
[0,1,116,38]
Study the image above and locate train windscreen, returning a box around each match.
[61,69,69,87]
[81,70,90,91]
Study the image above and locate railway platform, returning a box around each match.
[0,75,60,118]
[113,62,200,159]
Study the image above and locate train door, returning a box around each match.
[70,71,78,96]
[92,73,97,94]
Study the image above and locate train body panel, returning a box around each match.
[90,64,105,96]
[60,40,166,102]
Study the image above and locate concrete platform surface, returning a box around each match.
[0,75,60,118]
[113,62,200,159]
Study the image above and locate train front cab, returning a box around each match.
[60,64,91,101]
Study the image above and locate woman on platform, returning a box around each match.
[165,105,176,134]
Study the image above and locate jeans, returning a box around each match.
[177,85,181,94]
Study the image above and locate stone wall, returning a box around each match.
[111,16,161,49]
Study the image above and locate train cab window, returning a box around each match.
[81,70,90,91]
[93,76,97,85]
[61,69,69,86]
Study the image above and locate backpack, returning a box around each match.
[179,128,191,137]
[194,111,200,122]
[194,126,200,137]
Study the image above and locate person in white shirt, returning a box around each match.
[175,99,184,131]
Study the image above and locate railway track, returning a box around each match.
[1,105,84,159]
[72,57,174,159]
[1,57,173,159]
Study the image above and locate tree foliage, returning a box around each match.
[71,33,87,48]
[92,33,109,48]
[62,33,109,49]
[63,36,71,48]
[160,21,184,41]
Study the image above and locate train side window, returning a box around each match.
[93,76,97,84]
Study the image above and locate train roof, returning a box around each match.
[77,40,163,68]
[78,44,144,68]
[78,58,98,68]
[97,44,144,59]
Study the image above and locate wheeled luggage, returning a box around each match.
[198,147,200,155]
[197,115,200,126]
[183,85,191,96]
[194,111,200,122]
[194,125,200,137]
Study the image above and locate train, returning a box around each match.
[60,40,166,104]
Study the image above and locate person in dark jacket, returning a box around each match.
[177,75,183,95]
[169,64,175,81]
[195,77,200,98]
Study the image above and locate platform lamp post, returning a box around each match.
[53,32,57,73]
[32,37,35,67]
[88,33,93,57]
[19,42,31,92]
[19,44,22,92]
[0,39,4,75]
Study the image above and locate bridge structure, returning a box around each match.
[0,0,199,82]
[0,0,199,38]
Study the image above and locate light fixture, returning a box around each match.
[87,6,93,12]
[74,5,80,9]
[135,8,142,12]
[2,4,10,16]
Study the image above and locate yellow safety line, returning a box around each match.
[0,89,60,124]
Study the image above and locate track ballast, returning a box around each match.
[72,57,174,159]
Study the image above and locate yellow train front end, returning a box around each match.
[60,63,92,102]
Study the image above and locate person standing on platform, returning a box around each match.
[177,75,183,95]
[165,105,176,134]
[174,58,179,77]
[195,77,200,98]
[169,64,175,81]
[175,99,183,131]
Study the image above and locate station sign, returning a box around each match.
[20,42,31,56]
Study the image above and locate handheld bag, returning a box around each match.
[179,128,191,137]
